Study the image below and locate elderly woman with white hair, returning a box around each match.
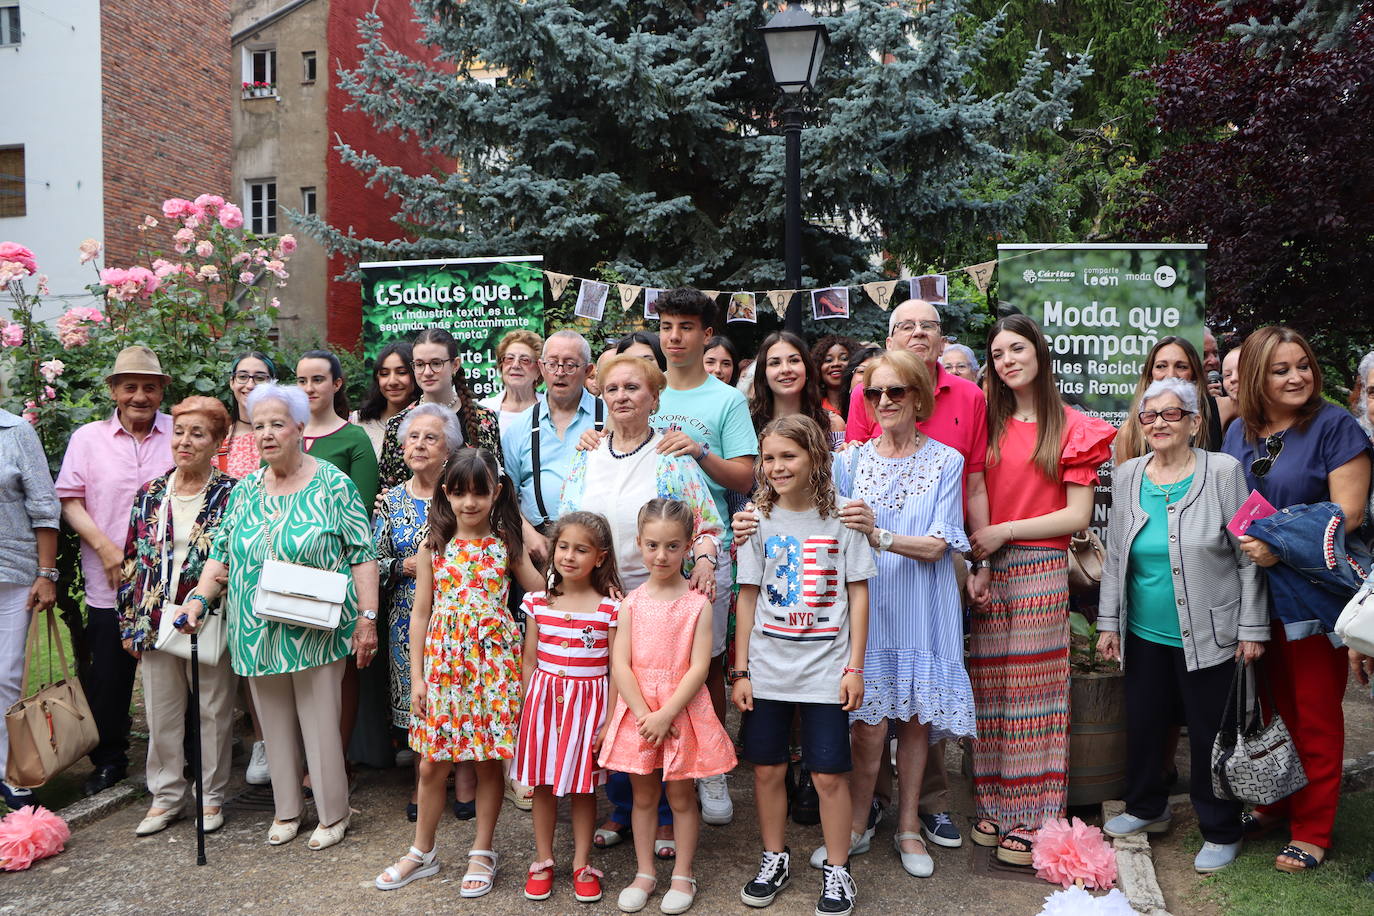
[374,402,468,821]
[940,343,980,384]
[1356,350,1374,441]
[172,382,379,851]
[1095,376,1268,874]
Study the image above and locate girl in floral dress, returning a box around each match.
[374,448,542,898]
[599,499,737,915]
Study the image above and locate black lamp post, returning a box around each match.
[759,5,829,335]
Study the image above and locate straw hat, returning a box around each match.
[104,345,172,384]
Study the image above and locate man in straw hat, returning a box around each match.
[55,345,175,795]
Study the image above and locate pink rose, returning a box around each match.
[78,239,102,264]
[230,252,250,265]
[143,215,158,228]
[151,258,179,278]
[277,234,297,255]
[0,241,38,275]
[264,259,287,279]
[172,227,196,254]
[37,275,50,296]
[1,323,22,347]
[161,198,195,219]
[268,297,281,310]
[218,204,244,229]
[195,240,214,258]
[21,401,37,424]
[197,265,221,282]
[99,266,159,302]
[42,385,56,401]
[39,359,65,382]
[193,194,225,214]
[239,270,256,284]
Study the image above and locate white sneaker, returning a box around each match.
[246,740,270,785]
[698,774,733,825]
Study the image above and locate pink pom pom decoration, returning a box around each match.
[1032,817,1118,890]
[0,805,71,871]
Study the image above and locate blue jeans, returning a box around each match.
[606,771,673,826]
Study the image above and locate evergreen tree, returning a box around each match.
[296,0,1088,302]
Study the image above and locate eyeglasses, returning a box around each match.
[1249,432,1285,479]
[863,385,910,405]
[1136,407,1195,424]
[892,320,941,335]
[501,354,535,367]
[232,371,272,384]
[413,358,452,374]
[540,359,585,375]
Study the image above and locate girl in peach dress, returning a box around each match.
[599,498,736,915]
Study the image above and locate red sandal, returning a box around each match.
[524,858,555,901]
[573,865,604,903]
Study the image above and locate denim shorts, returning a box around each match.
[741,698,852,774]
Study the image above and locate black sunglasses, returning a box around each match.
[863,385,909,405]
[1249,432,1285,479]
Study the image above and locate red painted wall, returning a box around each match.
[325,0,452,347]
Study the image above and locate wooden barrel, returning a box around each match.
[1067,669,1128,807]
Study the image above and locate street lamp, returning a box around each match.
[759,5,829,334]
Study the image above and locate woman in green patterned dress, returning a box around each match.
[175,382,379,851]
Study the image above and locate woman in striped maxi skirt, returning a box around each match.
[969,315,1116,866]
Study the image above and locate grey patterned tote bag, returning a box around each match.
[1211,663,1307,806]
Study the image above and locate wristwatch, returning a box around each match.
[36,567,59,582]
[970,558,989,572]
[874,528,894,553]
[697,440,711,461]
[728,668,750,684]
[360,609,378,621]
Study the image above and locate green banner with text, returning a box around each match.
[359,256,545,402]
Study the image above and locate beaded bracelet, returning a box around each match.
[843,667,864,676]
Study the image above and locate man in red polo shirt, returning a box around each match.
[844,298,990,850]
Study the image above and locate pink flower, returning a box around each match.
[21,401,38,424]
[0,323,22,347]
[56,306,106,348]
[151,258,179,278]
[0,262,28,286]
[0,242,39,275]
[277,234,297,255]
[78,239,102,264]
[99,266,160,303]
[195,240,214,258]
[172,227,196,254]
[193,194,225,214]
[230,252,250,265]
[197,264,221,282]
[238,270,256,284]
[36,275,50,296]
[268,297,280,310]
[0,804,71,871]
[161,198,195,220]
[1032,817,1117,890]
[42,385,56,401]
[142,215,158,228]
[218,204,244,229]
[39,359,64,382]
[264,259,288,279]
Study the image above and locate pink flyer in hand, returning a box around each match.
[1228,490,1277,537]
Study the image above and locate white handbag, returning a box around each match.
[150,486,227,663]
[1335,576,1374,656]
[251,481,349,631]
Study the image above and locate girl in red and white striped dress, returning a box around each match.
[513,511,623,904]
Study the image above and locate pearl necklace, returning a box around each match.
[170,469,211,503]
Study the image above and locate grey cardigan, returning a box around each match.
[1098,448,1268,671]
[0,409,61,586]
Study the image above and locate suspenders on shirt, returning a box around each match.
[530,396,604,527]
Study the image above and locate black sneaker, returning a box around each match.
[919,810,963,848]
[816,862,856,916]
[741,848,791,907]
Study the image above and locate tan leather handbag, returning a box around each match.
[5,608,100,788]
[1066,528,1105,594]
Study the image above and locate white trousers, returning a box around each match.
[0,582,30,780]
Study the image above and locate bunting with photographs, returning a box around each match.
[617,283,643,312]
[861,279,900,311]
[765,289,795,317]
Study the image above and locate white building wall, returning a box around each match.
[0,1,104,321]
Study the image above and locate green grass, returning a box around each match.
[1199,790,1374,915]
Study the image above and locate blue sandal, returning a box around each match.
[1275,843,1323,873]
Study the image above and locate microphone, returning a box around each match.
[1207,370,1222,389]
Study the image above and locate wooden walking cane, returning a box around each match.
[177,612,208,866]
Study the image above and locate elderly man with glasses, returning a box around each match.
[500,330,604,563]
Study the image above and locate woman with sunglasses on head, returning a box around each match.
[478,330,543,433]
[967,314,1116,866]
[1220,326,1372,874]
[218,352,277,477]
[351,342,419,459]
[1113,336,1220,465]
[1095,378,1267,874]
[378,329,502,490]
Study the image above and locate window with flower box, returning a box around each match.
[242,46,277,98]
[248,181,277,235]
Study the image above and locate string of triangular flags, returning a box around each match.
[543,259,1000,325]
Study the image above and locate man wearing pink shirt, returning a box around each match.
[844,299,990,848]
[55,346,174,796]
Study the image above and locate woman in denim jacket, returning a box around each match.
[1097,377,1267,874]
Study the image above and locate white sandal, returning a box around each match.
[660,874,697,915]
[308,815,350,850]
[375,845,440,890]
[617,872,657,913]
[459,849,499,898]
[267,818,300,846]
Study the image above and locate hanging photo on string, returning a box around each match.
[811,286,850,321]
[574,279,609,321]
[644,288,665,320]
[914,274,948,303]
[726,292,758,324]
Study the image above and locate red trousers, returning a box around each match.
[1255,624,1349,849]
